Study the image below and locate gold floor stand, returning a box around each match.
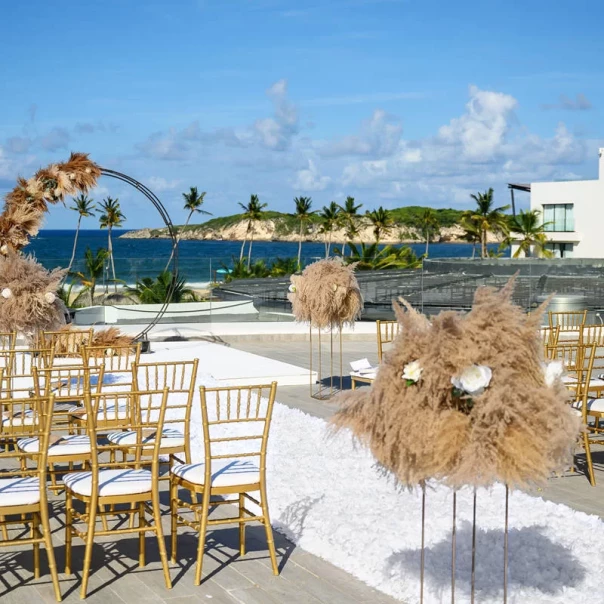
[309,325,343,400]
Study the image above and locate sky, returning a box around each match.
[1,0,603,229]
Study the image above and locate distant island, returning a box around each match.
[120,206,502,244]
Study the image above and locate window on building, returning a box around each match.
[542,204,574,232]
[545,243,574,258]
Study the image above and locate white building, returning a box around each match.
[510,148,604,258]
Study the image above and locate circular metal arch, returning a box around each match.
[100,168,179,342]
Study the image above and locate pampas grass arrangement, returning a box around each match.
[332,277,580,489]
[288,258,363,329]
[0,252,66,337]
[0,152,101,251]
[90,327,135,352]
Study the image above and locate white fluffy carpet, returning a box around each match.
[149,343,604,603]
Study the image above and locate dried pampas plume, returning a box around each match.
[0,152,101,252]
[90,327,135,352]
[331,277,580,490]
[288,258,363,329]
[0,252,67,338]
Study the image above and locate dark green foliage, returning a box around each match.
[127,271,197,303]
[337,243,422,270]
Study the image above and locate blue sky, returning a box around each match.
[1,0,603,229]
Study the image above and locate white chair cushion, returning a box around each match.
[2,410,38,426]
[17,434,91,456]
[64,469,152,497]
[0,477,40,507]
[106,428,185,448]
[69,403,128,421]
[571,398,604,413]
[171,459,260,488]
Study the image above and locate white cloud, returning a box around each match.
[320,109,402,157]
[147,176,182,192]
[293,159,331,191]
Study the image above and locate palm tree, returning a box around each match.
[70,247,108,306]
[416,208,440,257]
[98,197,125,289]
[319,201,340,258]
[67,194,95,275]
[294,196,314,269]
[238,194,267,269]
[166,187,211,269]
[509,209,553,258]
[338,196,362,257]
[127,270,197,303]
[343,242,422,270]
[460,214,482,259]
[467,188,510,258]
[366,206,394,244]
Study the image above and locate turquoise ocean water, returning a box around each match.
[28,230,508,287]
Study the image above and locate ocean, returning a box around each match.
[28,230,509,287]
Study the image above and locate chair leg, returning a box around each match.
[65,491,73,574]
[138,501,146,567]
[260,487,279,575]
[583,432,596,486]
[100,504,109,532]
[40,501,62,602]
[238,493,246,556]
[0,515,7,540]
[193,491,210,586]
[32,511,40,579]
[151,489,172,590]
[80,500,97,600]
[170,478,178,563]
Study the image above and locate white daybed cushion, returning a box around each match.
[106,428,185,448]
[571,398,604,413]
[0,477,40,507]
[18,434,91,456]
[171,459,260,488]
[63,469,152,497]
[1,410,38,427]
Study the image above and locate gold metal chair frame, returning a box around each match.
[64,389,172,599]
[40,328,94,359]
[0,347,55,399]
[82,342,142,389]
[0,394,62,601]
[169,382,279,586]
[549,310,587,333]
[377,319,400,362]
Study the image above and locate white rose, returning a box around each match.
[402,360,423,383]
[288,284,296,293]
[44,292,56,304]
[1,288,12,299]
[451,364,492,395]
[0,245,7,254]
[543,360,564,387]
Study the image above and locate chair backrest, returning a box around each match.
[81,389,169,494]
[558,343,597,422]
[376,320,400,362]
[41,328,94,358]
[33,365,105,401]
[542,326,560,359]
[133,360,199,462]
[549,310,587,332]
[71,390,137,432]
[198,382,277,485]
[580,324,604,346]
[0,394,55,506]
[0,348,55,398]
[83,343,141,389]
[0,332,16,352]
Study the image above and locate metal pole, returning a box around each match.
[471,488,477,604]
[420,483,426,604]
[451,491,456,604]
[504,485,509,604]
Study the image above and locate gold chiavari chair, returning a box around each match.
[377,319,400,362]
[40,328,93,359]
[549,310,587,335]
[170,382,279,585]
[68,390,136,434]
[0,394,62,601]
[63,389,172,599]
[107,360,199,465]
[0,347,55,399]
[542,325,560,359]
[553,342,597,485]
[82,343,142,390]
[580,324,604,372]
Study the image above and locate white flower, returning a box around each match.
[451,364,492,395]
[0,245,8,254]
[44,292,56,304]
[402,360,423,383]
[543,360,564,387]
[1,288,12,299]
[288,284,297,293]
